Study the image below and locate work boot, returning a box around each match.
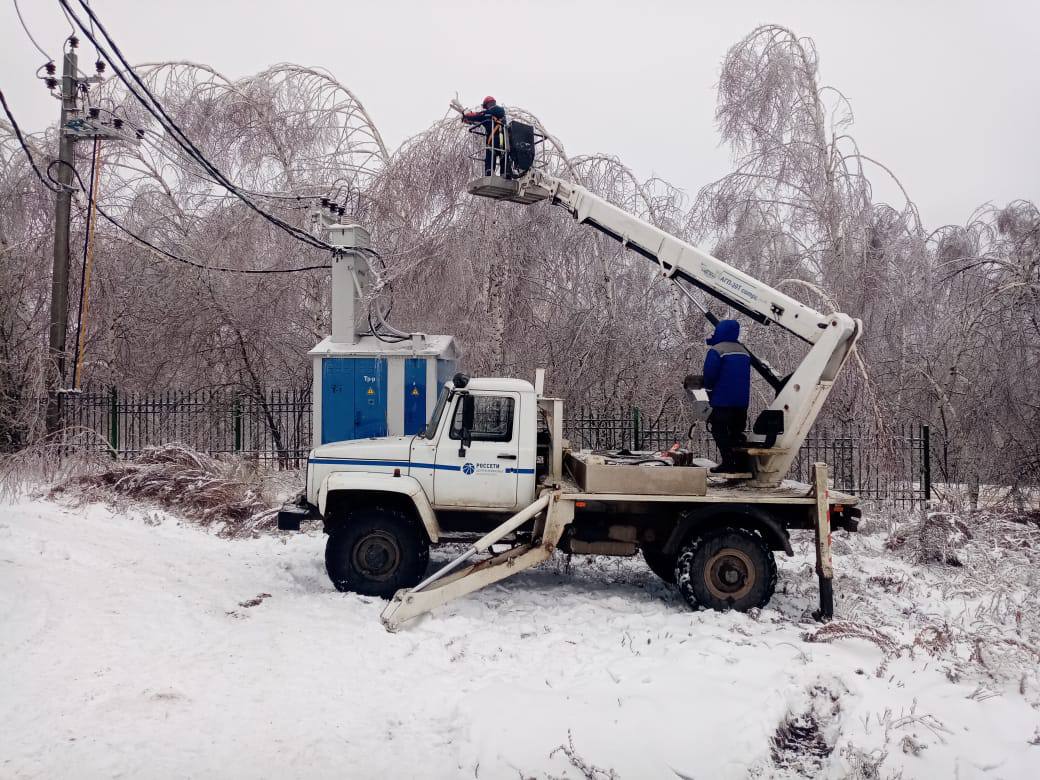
[710,463,736,474]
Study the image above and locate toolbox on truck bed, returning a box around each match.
[566,451,708,496]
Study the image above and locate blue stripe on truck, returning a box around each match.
[308,457,534,475]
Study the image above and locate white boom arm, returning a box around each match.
[469,171,862,486]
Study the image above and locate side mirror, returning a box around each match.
[458,394,475,457]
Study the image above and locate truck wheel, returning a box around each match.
[676,527,776,612]
[642,549,678,584]
[325,506,429,598]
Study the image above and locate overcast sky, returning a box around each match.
[4,0,1038,227]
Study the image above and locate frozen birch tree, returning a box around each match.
[0,27,1037,488]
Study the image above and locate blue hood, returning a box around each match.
[706,319,740,345]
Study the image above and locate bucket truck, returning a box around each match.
[278,131,864,631]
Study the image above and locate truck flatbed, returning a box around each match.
[556,474,857,506]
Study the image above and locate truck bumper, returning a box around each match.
[277,496,317,531]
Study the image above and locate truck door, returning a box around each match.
[433,391,520,509]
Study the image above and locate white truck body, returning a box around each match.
[281,370,860,629]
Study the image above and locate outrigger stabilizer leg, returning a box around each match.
[810,462,835,622]
[380,491,574,631]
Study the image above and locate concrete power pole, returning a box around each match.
[45,44,79,434]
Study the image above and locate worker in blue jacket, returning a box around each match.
[702,319,751,473]
[462,96,507,176]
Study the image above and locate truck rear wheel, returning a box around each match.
[325,506,429,598]
[676,527,776,612]
[642,549,678,584]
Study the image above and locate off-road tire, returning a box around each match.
[642,549,678,584]
[324,506,429,598]
[676,526,777,612]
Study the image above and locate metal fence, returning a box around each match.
[565,408,932,507]
[61,388,312,468]
[59,389,933,507]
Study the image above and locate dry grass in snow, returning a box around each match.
[49,444,276,537]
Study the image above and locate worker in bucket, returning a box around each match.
[462,96,507,177]
[702,319,751,473]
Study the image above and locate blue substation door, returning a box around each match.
[404,358,427,435]
[353,357,388,438]
[321,358,355,444]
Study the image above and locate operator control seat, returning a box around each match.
[739,409,786,451]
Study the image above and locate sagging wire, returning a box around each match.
[12,0,52,61]
[134,125,327,205]
[79,107,320,205]
[49,158,332,274]
[0,88,61,193]
[60,0,335,254]
[355,246,421,343]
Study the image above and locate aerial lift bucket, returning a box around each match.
[465,120,551,204]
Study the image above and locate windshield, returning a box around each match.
[422,387,451,439]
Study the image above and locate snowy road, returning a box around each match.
[1,498,1038,778]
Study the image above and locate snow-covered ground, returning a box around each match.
[2,497,1038,778]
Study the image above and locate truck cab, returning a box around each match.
[283,374,543,596]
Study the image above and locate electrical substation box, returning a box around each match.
[314,220,458,446]
[309,335,458,446]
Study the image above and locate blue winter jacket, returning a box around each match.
[702,319,751,408]
[462,104,506,143]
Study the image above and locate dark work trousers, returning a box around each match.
[484,131,506,176]
[708,406,748,469]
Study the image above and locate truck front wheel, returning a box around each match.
[676,527,777,612]
[325,506,430,598]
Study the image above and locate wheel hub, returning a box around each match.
[353,531,401,580]
[704,547,756,602]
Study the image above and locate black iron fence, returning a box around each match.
[59,389,933,507]
[61,388,312,467]
[563,408,931,507]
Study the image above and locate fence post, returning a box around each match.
[233,395,243,453]
[108,386,118,458]
[632,407,641,450]
[922,424,932,502]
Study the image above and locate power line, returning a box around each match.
[60,0,336,254]
[83,107,339,208]
[12,0,52,61]
[49,157,331,274]
[62,0,321,239]
[94,206,332,274]
[133,126,326,204]
[0,88,60,192]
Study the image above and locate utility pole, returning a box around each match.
[45,42,78,434]
[43,40,137,433]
